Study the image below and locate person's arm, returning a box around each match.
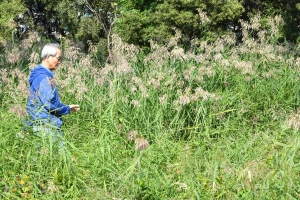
[38,77,70,115]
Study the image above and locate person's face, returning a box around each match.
[48,48,62,71]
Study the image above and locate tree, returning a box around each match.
[83,0,118,63]
[243,0,300,43]
[115,0,245,49]
[5,0,299,61]
[24,0,81,39]
[0,0,26,41]
[22,0,117,62]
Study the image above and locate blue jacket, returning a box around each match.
[26,64,70,127]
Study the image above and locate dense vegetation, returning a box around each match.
[0,0,300,50]
[0,14,300,198]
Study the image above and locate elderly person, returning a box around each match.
[25,43,79,148]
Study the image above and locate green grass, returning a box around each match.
[1,35,300,199]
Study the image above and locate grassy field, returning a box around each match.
[0,17,300,199]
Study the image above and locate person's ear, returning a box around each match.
[45,55,51,62]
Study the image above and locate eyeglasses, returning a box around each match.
[52,55,62,62]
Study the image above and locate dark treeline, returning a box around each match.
[1,0,299,53]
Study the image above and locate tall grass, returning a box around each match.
[0,15,300,199]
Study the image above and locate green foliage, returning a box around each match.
[1,21,300,198]
[37,0,82,37]
[22,0,116,52]
[119,0,156,11]
[0,0,26,41]
[116,0,245,48]
[112,12,150,46]
[245,0,300,43]
[207,0,244,23]
[8,0,298,55]
[74,17,103,43]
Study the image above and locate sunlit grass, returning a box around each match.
[1,17,300,198]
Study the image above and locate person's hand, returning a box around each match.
[69,104,80,112]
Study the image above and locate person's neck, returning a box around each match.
[41,60,52,71]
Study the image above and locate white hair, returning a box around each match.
[41,43,60,60]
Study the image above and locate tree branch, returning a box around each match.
[84,0,108,35]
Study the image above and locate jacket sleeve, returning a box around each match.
[38,77,70,115]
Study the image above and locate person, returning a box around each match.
[25,43,79,153]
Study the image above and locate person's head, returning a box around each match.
[41,43,62,71]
